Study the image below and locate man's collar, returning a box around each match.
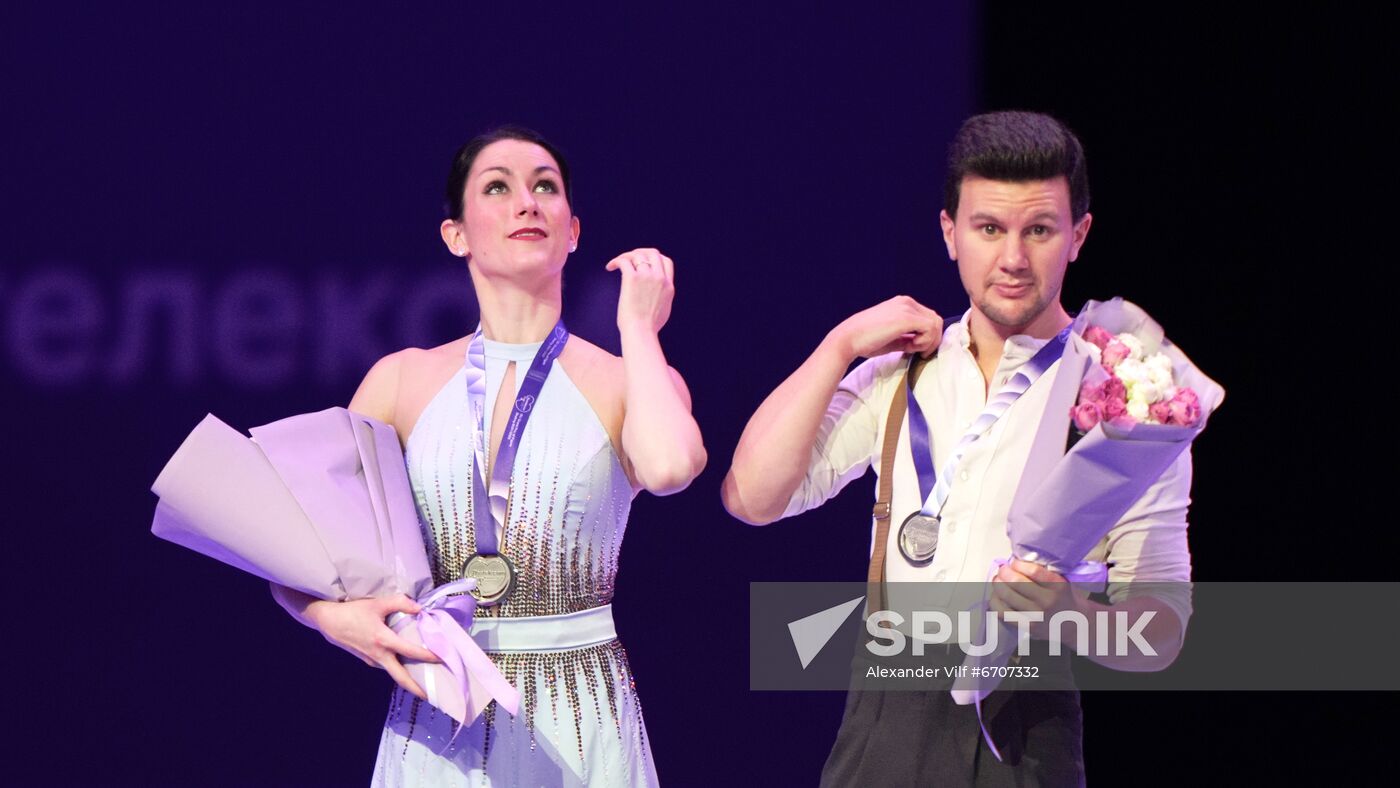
[951,308,1055,361]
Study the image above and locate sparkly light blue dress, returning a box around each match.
[372,337,658,787]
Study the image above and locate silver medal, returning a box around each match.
[897,512,940,566]
[461,552,516,606]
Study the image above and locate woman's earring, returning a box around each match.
[569,242,578,252]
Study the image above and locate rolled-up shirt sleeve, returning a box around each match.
[781,352,905,520]
[1100,446,1194,640]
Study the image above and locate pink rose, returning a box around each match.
[1101,396,1126,421]
[1168,387,1201,426]
[1083,325,1114,350]
[1071,402,1102,431]
[1149,400,1173,424]
[1078,379,1105,405]
[1099,376,1128,420]
[1101,340,1131,368]
[1102,376,1127,403]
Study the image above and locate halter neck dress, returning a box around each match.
[372,336,657,787]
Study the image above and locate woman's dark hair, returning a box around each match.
[943,111,1090,221]
[444,125,573,220]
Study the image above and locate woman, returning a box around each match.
[272,126,706,786]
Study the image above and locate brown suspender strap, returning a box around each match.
[867,354,929,615]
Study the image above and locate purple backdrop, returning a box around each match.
[2,2,1383,785]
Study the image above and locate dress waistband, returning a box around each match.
[470,604,617,652]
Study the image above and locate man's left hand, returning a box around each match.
[989,558,1083,640]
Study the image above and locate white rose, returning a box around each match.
[1134,380,1164,404]
[1115,358,1149,389]
[1126,394,1150,421]
[1145,353,1174,390]
[1119,333,1145,361]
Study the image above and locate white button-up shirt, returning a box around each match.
[784,313,1193,628]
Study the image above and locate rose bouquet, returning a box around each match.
[1072,323,1202,432]
[951,298,1224,757]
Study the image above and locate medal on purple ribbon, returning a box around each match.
[900,324,1070,569]
[460,320,570,606]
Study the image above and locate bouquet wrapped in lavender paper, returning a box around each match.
[150,407,520,726]
[952,297,1224,707]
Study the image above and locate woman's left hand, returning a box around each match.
[605,248,674,334]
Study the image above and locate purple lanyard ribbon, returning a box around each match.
[906,324,1071,517]
[463,320,569,555]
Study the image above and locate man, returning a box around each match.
[721,111,1192,786]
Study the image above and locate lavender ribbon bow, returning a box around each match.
[390,578,522,748]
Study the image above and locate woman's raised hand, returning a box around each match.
[606,248,674,334]
[304,594,442,701]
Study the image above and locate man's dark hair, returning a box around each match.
[445,125,573,220]
[944,111,1090,221]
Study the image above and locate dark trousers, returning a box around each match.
[818,686,1086,787]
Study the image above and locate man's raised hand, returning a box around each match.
[829,295,944,361]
